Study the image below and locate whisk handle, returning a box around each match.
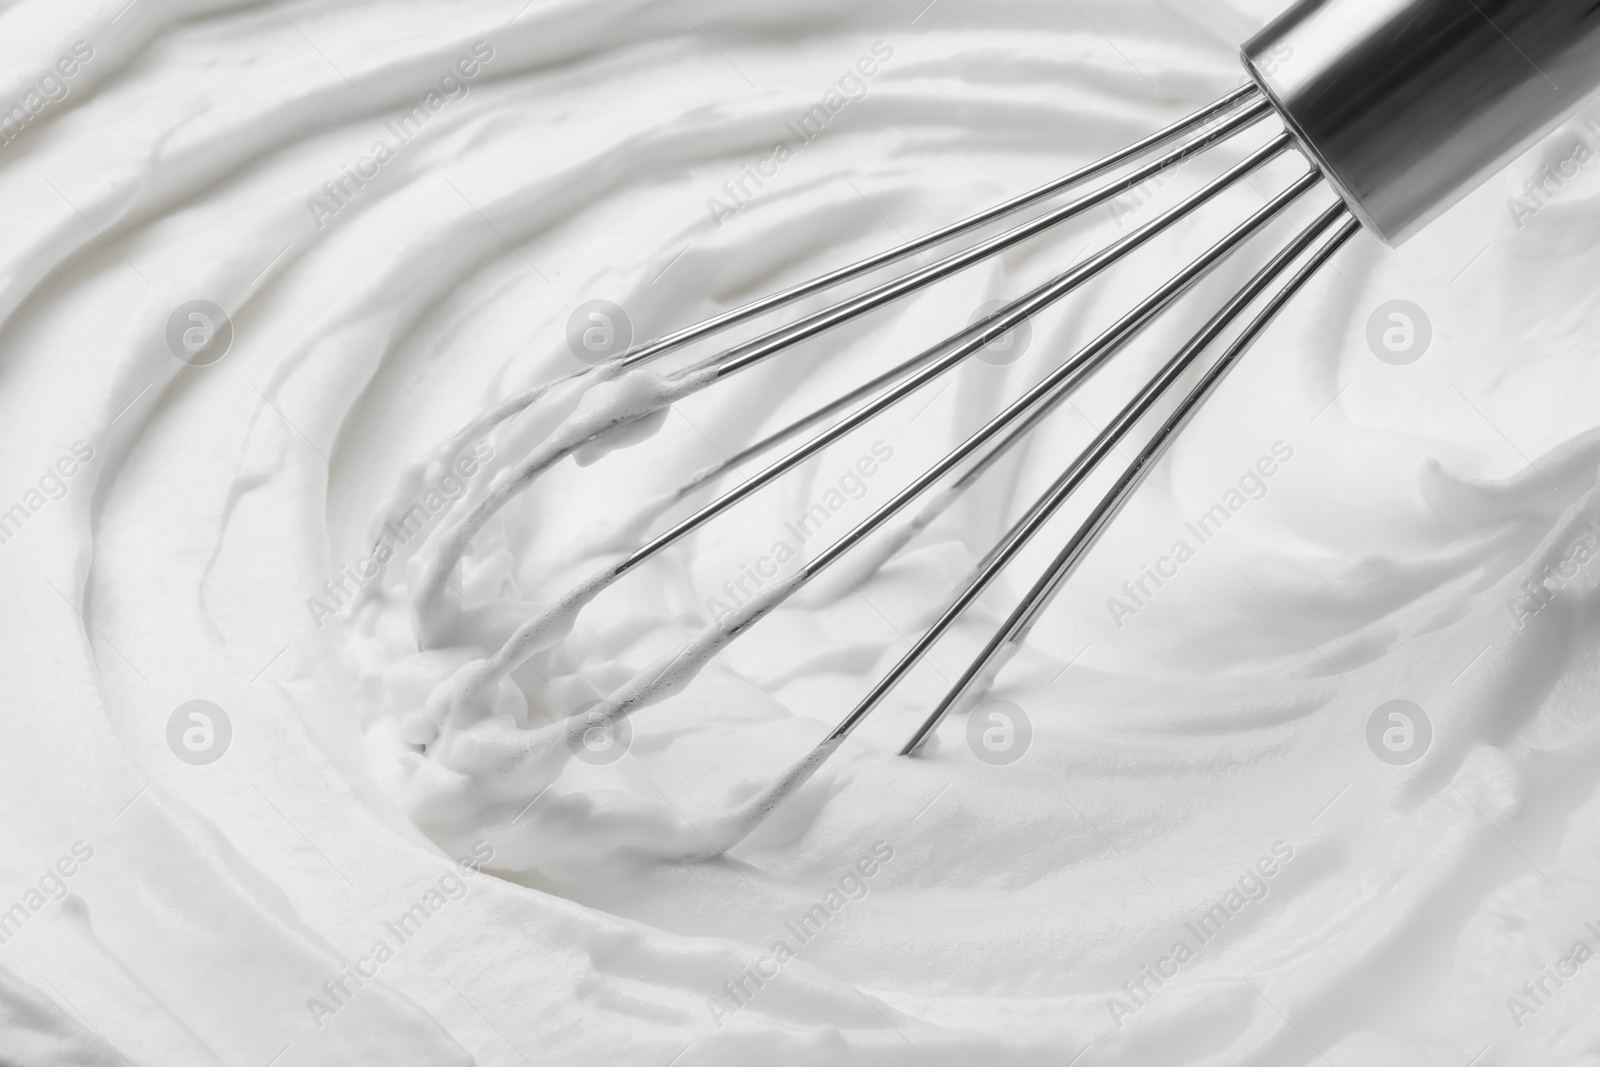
[1244,0,1600,246]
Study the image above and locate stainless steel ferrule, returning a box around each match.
[1243,0,1600,246]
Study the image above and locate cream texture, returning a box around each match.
[4,0,1600,1065]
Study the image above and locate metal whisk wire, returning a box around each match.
[714,199,1358,849]
[900,210,1362,756]
[378,0,1600,864]
[409,76,1369,857]
[450,102,1294,704]
[410,89,1274,637]
[618,82,1266,373]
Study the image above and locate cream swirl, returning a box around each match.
[3,1,1600,1064]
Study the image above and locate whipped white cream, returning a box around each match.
[4,1,1600,1064]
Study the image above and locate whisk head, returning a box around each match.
[343,78,1371,859]
[346,0,1600,861]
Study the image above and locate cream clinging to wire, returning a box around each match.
[359,0,1600,855]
